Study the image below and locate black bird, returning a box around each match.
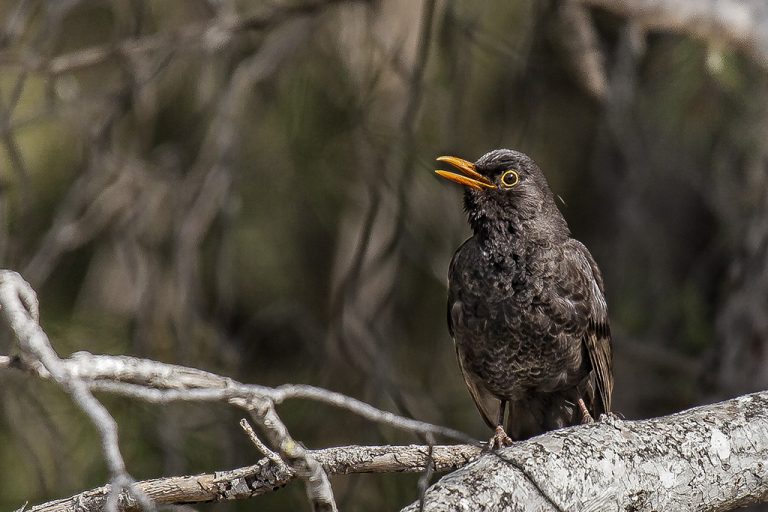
[435,149,613,446]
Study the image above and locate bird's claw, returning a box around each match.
[488,426,514,450]
[577,398,594,424]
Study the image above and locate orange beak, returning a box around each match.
[435,156,495,190]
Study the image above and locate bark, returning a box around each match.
[18,386,768,511]
[403,391,768,512]
[26,445,481,511]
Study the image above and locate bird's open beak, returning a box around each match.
[435,156,496,190]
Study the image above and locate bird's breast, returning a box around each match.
[450,244,586,399]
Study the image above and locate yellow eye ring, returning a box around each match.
[501,169,519,188]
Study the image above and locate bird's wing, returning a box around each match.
[563,239,613,415]
[447,239,500,429]
[445,239,469,339]
[454,343,500,429]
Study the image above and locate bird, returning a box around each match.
[435,149,613,447]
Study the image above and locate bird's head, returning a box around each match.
[435,149,568,239]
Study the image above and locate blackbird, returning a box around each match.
[435,149,613,446]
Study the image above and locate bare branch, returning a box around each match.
[0,268,472,511]
[4,267,768,511]
[26,444,482,511]
[270,384,475,442]
[403,392,768,511]
[20,351,473,442]
[0,270,153,511]
[25,390,768,511]
[235,397,339,512]
[239,418,286,468]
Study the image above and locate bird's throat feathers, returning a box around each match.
[463,188,569,261]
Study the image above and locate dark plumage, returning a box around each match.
[436,149,613,443]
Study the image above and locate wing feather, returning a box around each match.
[455,345,500,428]
[564,240,613,415]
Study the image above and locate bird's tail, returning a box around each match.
[506,382,599,440]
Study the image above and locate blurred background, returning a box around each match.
[0,0,766,510]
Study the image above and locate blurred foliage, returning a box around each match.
[0,0,766,510]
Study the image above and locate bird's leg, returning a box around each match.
[488,400,514,449]
[577,398,594,424]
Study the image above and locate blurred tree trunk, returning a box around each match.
[711,118,768,397]
[579,0,768,417]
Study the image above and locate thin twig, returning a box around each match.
[17,352,474,443]
[417,433,435,512]
[235,397,338,512]
[239,418,287,468]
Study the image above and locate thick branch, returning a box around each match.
[403,391,768,511]
[27,444,482,511]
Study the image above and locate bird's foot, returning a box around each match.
[577,398,594,424]
[488,426,514,450]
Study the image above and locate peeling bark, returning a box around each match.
[403,391,768,511]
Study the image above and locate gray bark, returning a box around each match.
[26,444,482,511]
[403,391,768,511]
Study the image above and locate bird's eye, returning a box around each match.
[500,170,519,188]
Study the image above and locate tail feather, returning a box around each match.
[505,386,594,441]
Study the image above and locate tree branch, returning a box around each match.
[5,266,767,511]
[18,351,471,443]
[234,397,339,512]
[0,271,154,512]
[0,270,473,512]
[403,391,768,511]
[26,444,482,511]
